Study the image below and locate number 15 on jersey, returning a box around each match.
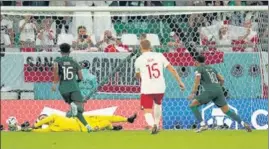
[146,63,160,79]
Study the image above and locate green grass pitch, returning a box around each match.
[1,130,267,149]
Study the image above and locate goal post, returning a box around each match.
[0,6,268,131]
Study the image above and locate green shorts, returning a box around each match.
[61,91,84,104]
[196,89,227,107]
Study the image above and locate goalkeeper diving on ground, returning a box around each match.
[13,113,137,132]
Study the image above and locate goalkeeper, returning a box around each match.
[30,113,137,132]
[51,43,92,132]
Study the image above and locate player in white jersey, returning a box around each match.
[135,40,185,134]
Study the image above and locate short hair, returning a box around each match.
[196,55,206,63]
[140,39,151,50]
[60,43,71,53]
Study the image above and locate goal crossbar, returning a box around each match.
[1,6,268,12]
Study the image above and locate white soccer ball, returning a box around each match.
[6,116,18,127]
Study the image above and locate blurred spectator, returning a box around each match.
[115,37,129,50]
[104,37,129,52]
[71,1,93,38]
[19,15,37,48]
[36,17,56,51]
[1,15,14,47]
[167,31,184,52]
[216,24,234,52]
[72,26,97,52]
[216,24,251,52]
[97,30,116,51]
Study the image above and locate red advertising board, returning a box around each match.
[1,100,153,130]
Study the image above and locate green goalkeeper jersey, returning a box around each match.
[54,56,81,94]
[194,65,222,91]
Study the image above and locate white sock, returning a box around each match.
[144,113,154,127]
[241,121,245,126]
[86,124,91,130]
[153,103,162,127]
[200,121,206,126]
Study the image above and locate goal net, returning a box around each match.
[1,6,268,131]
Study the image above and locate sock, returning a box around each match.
[144,113,154,127]
[153,103,162,127]
[86,124,92,130]
[70,102,78,116]
[190,106,203,123]
[200,121,206,126]
[225,110,243,125]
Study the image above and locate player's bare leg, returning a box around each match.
[221,105,252,132]
[189,99,208,133]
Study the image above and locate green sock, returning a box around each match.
[190,106,203,123]
[225,110,242,124]
[76,112,88,126]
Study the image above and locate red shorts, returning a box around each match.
[140,94,164,109]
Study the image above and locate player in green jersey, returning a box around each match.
[188,55,252,133]
[51,43,92,133]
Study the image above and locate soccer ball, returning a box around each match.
[6,116,18,127]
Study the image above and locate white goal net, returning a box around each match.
[0,6,268,130]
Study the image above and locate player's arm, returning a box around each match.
[52,62,59,92]
[76,61,83,82]
[162,54,185,90]
[217,73,224,86]
[188,70,201,100]
[134,59,141,80]
[166,64,185,90]
[213,68,224,86]
[191,72,201,94]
